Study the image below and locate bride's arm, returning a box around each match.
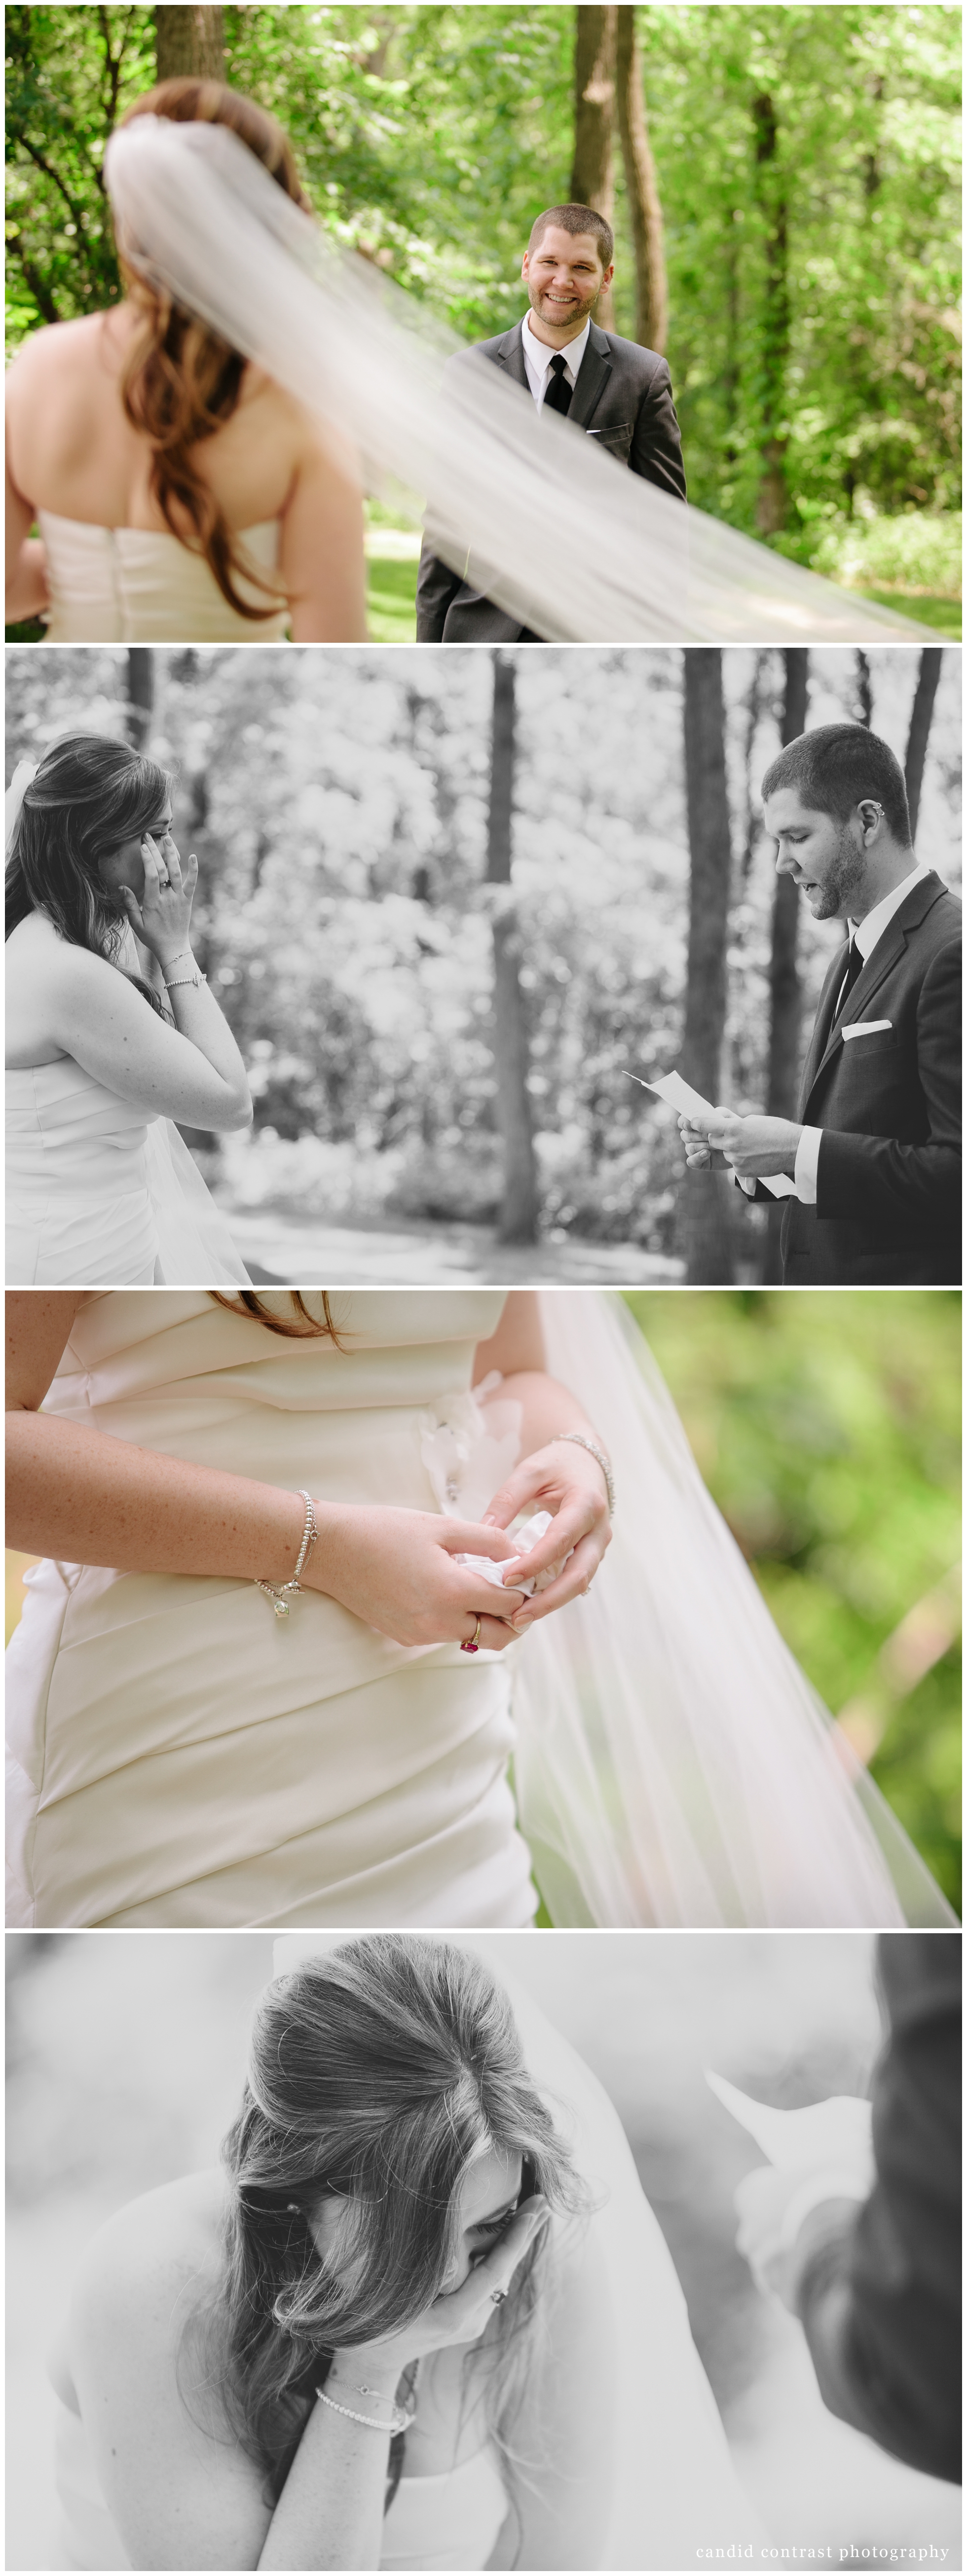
[4,440,49,621]
[280,418,369,643]
[472,1291,613,1621]
[31,831,253,1131]
[6,1294,524,1649]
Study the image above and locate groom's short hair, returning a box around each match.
[761,723,913,848]
[527,203,615,268]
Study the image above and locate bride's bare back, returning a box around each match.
[5,303,368,641]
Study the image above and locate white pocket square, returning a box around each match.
[842,1019,893,1040]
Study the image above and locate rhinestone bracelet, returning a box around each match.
[548,1432,615,1515]
[255,1489,318,1620]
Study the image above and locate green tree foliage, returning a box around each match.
[627,1288,961,1911]
[6,5,960,572]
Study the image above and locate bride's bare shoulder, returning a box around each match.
[70,2168,228,2356]
[6,311,118,386]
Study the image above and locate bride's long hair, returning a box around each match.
[191,1939,590,2534]
[115,80,307,621]
[5,733,174,1017]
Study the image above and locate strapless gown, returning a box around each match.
[5,1290,537,1930]
[5,1057,249,1287]
[37,509,289,642]
[52,2397,507,2571]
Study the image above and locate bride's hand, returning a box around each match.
[331,2198,550,2388]
[303,1503,528,1650]
[118,829,198,967]
[480,1442,612,1631]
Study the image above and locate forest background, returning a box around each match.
[5,1,962,639]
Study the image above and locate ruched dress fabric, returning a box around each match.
[53,2398,507,2572]
[5,1056,249,1288]
[37,510,289,641]
[5,1290,537,1931]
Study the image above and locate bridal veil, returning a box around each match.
[517,1293,954,1929]
[103,116,934,647]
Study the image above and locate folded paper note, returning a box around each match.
[624,1069,797,1199]
[705,2069,875,2181]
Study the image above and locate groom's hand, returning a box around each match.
[679,1109,802,1179]
[735,2166,859,2314]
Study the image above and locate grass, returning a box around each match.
[366,551,419,642]
[857,589,961,639]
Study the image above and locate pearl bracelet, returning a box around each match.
[316,2386,416,2437]
[255,1490,319,1620]
[549,1432,615,1514]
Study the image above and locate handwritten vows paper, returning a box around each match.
[625,1069,797,1199]
[705,2070,875,2181]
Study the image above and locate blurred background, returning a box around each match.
[5,640,961,1283]
[6,1288,961,1913]
[5,1929,961,2569]
[5,4,961,642]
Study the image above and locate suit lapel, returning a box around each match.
[798,942,850,1113]
[568,321,613,429]
[492,322,528,390]
[799,873,946,1112]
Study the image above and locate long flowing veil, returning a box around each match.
[510,1292,956,1929]
[272,1931,768,2568]
[103,118,936,647]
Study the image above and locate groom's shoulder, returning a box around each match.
[596,326,671,385]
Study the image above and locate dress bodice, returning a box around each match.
[6,1057,157,1286]
[5,1062,247,1288]
[7,1288,535,1930]
[37,509,288,642]
[52,2394,507,2572]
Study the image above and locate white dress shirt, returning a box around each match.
[521,309,591,409]
[793,859,934,1201]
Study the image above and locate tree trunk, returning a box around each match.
[154,6,225,83]
[615,7,668,352]
[487,657,539,1244]
[126,648,155,747]
[854,650,873,727]
[904,647,943,844]
[680,651,735,1283]
[761,648,808,1281]
[571,6,617,331]
[751,91,789,536]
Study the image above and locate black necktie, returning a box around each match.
[832,936,863,1023]
[542,352,573,417]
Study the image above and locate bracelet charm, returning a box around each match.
[255,1489,318,1619]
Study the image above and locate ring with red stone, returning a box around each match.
[460,1614,483,1655]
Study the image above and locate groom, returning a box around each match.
[415,202,686,642]
[681,723,962,1284]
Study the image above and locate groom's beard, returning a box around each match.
[807,824,867,920]
[527,283,600,330]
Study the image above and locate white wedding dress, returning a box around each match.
[36,509,288,643]
[5,1058,251,1287]
[5,1288,955,1933]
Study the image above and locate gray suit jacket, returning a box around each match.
[416,316,686,643]
[755,871,962,1285]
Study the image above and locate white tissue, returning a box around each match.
[457,1509,565,1596]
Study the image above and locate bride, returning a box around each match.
[4,77,931,647]
[4,81,369,644]
[5,1284,953,1933]
[5,732,252,1287]
[47,1933,764,2570]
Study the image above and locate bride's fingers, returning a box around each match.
[438,1519,522,1564]
[511,1532,602,1624]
